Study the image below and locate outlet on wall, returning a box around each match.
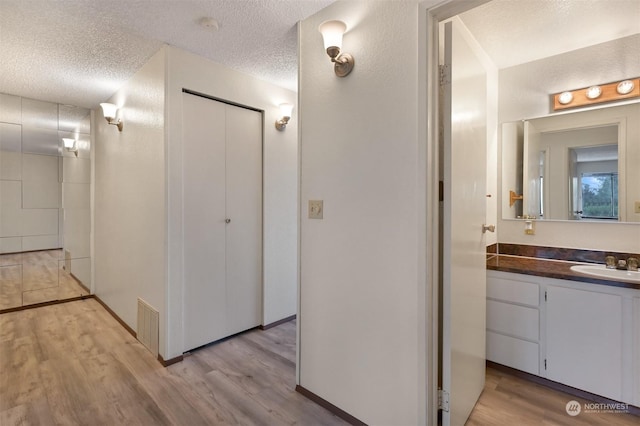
[635,201,640,214]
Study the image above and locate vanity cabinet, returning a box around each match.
[546,285,622,401]
[635,297,640,406]
[487,270,639,406]
[486,274,540,375]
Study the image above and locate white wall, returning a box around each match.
[299,1,424,424]
[497,34,640,252]
[94,47,167,355]
[165,46,298,358]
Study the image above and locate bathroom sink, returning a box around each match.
[570,265,640,284]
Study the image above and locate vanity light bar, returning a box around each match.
[552,77,639,111]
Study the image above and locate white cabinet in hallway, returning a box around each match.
[182,92,262,351]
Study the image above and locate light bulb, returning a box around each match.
[586,86,602,100]
[617,80,634,95]
[558,92,573,105]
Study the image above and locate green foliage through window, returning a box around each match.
[581,173,618,219]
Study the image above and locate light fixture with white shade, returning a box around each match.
[617,80,635,95]
[100,102,123,131]
[62,138,78,157]
[318,20,354,77]
[275,103,294,131]
[585,85,602,99]
[558,91,573,105]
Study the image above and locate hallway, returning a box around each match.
[0,299,345,425]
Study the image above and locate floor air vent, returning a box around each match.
[137,298,159,357]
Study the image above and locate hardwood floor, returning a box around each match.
[467,366,639,426]
[1,299,637,425]
[0,299,347,425]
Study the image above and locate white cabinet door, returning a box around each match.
[634,297,640,406]
[546,285,623,401]
[183,92,262,351]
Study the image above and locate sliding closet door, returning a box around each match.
[225,105,262,336]
[182,92,263,352]
[183,93,228,350]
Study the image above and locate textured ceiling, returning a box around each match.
[0,0,333,109]
[459,0,640,69]
[1,0,638,110]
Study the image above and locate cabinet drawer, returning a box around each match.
[487,300,539,341]
[487,275,539,307]
[487,331,539,375]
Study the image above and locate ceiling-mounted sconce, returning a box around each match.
[100,102,123,131]
[553,77,639,111]
[275,103,294,131]
[318,20,354,77]
[62,138,78,157]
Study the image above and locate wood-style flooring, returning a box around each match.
[1,299,637,425]
[0,299,347,425]
[466,366,639,426]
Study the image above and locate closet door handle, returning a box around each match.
[225,218,231,224]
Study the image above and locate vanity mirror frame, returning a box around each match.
[501,101,640,224]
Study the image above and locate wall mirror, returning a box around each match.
[502,102,639,223]
[0,94,92,310]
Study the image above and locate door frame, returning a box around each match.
[420,1,491,424]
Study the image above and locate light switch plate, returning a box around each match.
[635,201,640,214]
[309,200,323,219]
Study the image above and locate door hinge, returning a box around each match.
[544,359,547,370]
[544,290,547,302]
[439,64,451,86]
[438,388,450,412]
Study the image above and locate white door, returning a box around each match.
[225,104,263,336]
[182,92,262,351]
[441,19,488,426]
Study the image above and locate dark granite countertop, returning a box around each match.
[487,254,640,291]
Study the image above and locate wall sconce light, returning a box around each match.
[318,20,354,77]
[100,102,123,131]
[275,103,294,131]
[62,138,78,157]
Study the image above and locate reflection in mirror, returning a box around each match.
[532,124,618,221]
[0,93,91,310]
[570,144,618,220]
[501,103,639,223]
